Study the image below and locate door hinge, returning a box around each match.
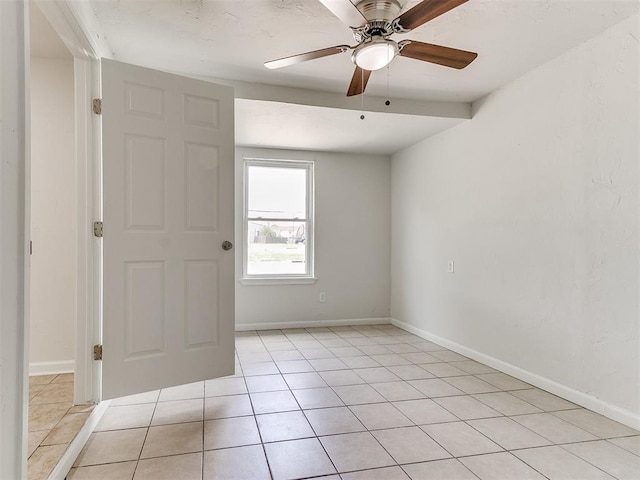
[92,98,102,115]
[93,344,103,361]
[93,221,103,238]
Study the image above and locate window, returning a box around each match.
[243,158,314,283]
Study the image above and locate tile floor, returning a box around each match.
[68,325,640,479]
[28,373,94,480]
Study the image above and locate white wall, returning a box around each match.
[391,15,639,427]
[235,147,391,328]
[29,57,76,373]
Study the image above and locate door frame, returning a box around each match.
[34,0,104,405]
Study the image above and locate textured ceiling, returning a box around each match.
[56,0,640,153]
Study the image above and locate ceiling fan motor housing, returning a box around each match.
[353,0,404,41]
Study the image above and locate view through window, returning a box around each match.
[244,159,313,278]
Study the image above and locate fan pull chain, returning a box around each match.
[360,68,365,120]
[385,63,391,107]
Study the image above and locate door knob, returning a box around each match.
[222,240,233,251]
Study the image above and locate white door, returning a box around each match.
[101,59,235,399]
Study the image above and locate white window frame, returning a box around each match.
[242,158,316,285]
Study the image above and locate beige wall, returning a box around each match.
[29,57,76,373]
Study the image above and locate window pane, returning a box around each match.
[247,221,307,275]
[247,166,306,220]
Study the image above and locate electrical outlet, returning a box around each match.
[447,261,455,273]
[319,292,326,303]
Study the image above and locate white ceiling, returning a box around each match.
[56,0,640,153]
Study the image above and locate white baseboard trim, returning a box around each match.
[29,360,75,376]
[236,317,392,332]
[48,400,110,480]
[391,318,640,431]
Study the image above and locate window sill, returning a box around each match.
[240,277,318,286]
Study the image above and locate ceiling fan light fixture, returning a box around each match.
[352,38,398,71]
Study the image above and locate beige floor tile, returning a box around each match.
[204,416,261,450]
[28,430,49,458]
[266,437,337,480]
[110,390,160,406]
[241,361,279,376]
[429,351,469,362]
[472,392,542,416]
[304,406,367,436]
[328,346,364,358]
[134,452,202,480]
[444,375,501,394]
[30,382,74,405]
[96,403,155,431]
[28,444,70,480]
[460,452,546,479]
[75,428,147,466]
[333,384,386,405]
[371,381,425,401]
[511,388,578,411]
[341,355,381,368]
[269,350,305,362]
[387,364,434,380]
[245,374,288,393]
[419,362,468,378]
[476,373,531,391]
[158,381,204,401]
[29,403,71,431]
[608,435,640,456]
[402,459,478,480]
[299,347,335,360]
[68,404,96,414]
[553,409,640,438]
[468,417,552,450]
[319,370,367,386]
[283,372,327,390]
[401,352,441,364]
[204,394,253,419]
[350,402,413,430]
[275,359,315,373]
[353,367,400,383]
[256,410,315,442]
[341,466,410,480]
[29,384,46,401]
[204,377,247,397]
[563,440,640,480]
[203,445,271,480]
[511,412,598,443]
[409,378,465,397]
[421,422,503,457]
[434,395,502,420]
[320,338,351,349]
[251,390,300,414]
[372,426,451,464]
[357,345,391,355]
[513,445,615,479]
[52,373,74,383]
[319,432,395,472]
[42,412,90,445]
[393,398,459,425]
[387,343,420,354]
[292,387,344,409]
[140,422,202,459]
[67,461,137,479]
[29,374,57,386]
[370,354,412,366]
[151,398,203,426]
[453,360,498,375]
[308,358,349,371]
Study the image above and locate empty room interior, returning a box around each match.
[2,0,639,479]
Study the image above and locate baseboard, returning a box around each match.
[48,400,110,480]
[29,360,75,376]
[236,317,392,332]
[391,318,640,431]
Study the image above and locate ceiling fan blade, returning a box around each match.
[395,0,468,32]
[318,0,367,28]
[265,45,351,69]
[399,40,477,69]
[346,66,372,97]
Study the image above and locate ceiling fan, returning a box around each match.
[264,0,477,97]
